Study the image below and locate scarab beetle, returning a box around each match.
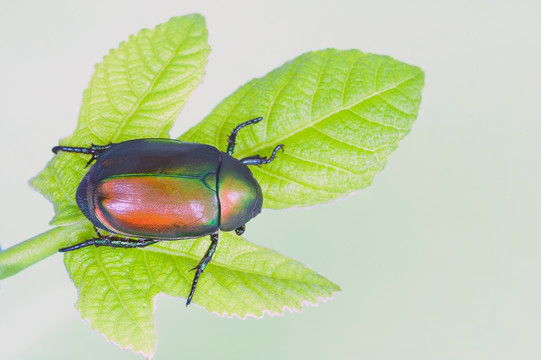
[53,117,283,305]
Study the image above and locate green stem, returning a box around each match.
[0,226,76,279]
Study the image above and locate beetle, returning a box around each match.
[52,117,283,305]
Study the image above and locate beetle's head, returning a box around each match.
[218,154,262,232]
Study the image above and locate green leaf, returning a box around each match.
[20,15,342,358]
[26,14,212,357]
[30,14,210,216]
[66,230,339,357]
[6,16,424,360]
[180,49,424,208]
[49,205,85,226]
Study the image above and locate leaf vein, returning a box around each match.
[126,41,142,99]
[109,18,198,141]
[283,151,360,176]
[262,58,305,141]
[310,124,380,153]
[237,68,423,157]
[255,166,342,195]
[104,69,127,117]
[346,108,401,131]
[93,249,145,336]
[51,163,75,207]
[309,54,331,119]
[340,51,363,108]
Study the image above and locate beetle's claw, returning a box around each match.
[84,155,97,168]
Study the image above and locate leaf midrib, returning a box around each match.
[109,18,198,141]
[91,248,151,350]
[139,242,333,283]
[236,68,423,158]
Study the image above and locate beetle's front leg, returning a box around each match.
[59,228,158,252]
[241,144,284,166]
[227,117,263,155]
[52,143,112,167]
[186,232,219,306]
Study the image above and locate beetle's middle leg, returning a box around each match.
[186,232,219,306]
[59,227,158,252]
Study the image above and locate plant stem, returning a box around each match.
[0,226,76,279]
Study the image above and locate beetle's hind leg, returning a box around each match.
[227,117,263,155]
[58,227,158,252]
[240,144,284,166]
[186,232,219,306]
[52,143,112,167]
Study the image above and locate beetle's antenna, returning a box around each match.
[240,144,284,166]
[227,117,263,155]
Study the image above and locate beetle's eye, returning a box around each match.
[235,225,245,236]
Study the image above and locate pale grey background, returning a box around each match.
[0,0,540,359]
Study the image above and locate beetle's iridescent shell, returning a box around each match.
[218,154,262,231]
[77,139,220,239]
[76,138,262,239]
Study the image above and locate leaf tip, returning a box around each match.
[77,311,158,360]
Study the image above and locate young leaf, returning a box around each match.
[19,14,341,359]
[5,14,425,360]
[23,14,211,357]
[30,14,210,221]
[65,229,339,357]
[180,49,425,208]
